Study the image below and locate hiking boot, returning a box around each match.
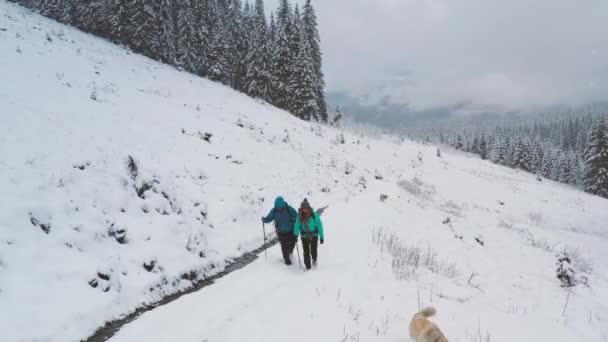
[285,259,292,266]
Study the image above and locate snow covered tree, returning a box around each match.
[271,0,294,110]
[223,0,246,90]
[331,105,343,127]
[159,0,178,65]
[511,138,531,172]
[479,133,488,160]
[127,0,162,58]
[106,0,130,44]
[302,0,327,122]
[206,16,230,83]
[288,5,319,120]
[530,140,544,174]
[245,0,274,99]
[583,118,608,198]
[175,0,199,72]
[454,135,464,150]
[558,152,578,186]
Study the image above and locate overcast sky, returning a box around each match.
[266,0,608,112]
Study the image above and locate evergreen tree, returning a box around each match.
[512,138,531,172]
[331,105,343,127]
[127,0,162,58]
[175,0,199,72]
[206,0,230,84]
[530,140,544,174]
[245,0,274,99]
[302,0,327,122]
[288,5,319,120]
[583,118,608,198]
[495,138,509,166]
[542,150,557,180]
[159,0,178,64]
[272,0,294,110]
[558,152,578,185]
[454,135,464,150]
[479,133,488,160]
[224,0,246,90]
[106,0,130,44]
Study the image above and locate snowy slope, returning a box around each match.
[1,2,608,342]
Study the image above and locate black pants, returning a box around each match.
[278,232,296,264]
[301,236,318,269]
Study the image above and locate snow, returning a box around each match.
[1,2,608,342]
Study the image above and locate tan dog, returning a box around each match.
[409,307,448,342]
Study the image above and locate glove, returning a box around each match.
[261,217,265,223]
[320,238,324,244]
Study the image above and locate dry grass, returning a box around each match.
[372,228,460,280]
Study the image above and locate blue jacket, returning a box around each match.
[263,197,297,234]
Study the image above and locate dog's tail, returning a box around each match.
[416,307,437,318]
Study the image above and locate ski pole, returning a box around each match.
[295,238,302,269]
[262,221,267,260]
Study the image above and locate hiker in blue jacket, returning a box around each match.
[262,196,298,265]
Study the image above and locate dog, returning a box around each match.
[409,307,448,342]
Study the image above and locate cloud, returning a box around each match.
[266,0,608,113]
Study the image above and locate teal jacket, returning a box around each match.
[294,213,324,239]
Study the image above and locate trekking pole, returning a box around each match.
[295,239,302,269]
[262,222,267,260]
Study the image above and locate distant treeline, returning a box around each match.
[405,106,608,199]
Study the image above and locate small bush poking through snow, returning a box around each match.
[372,228,460,280]
[398,176,436,200]
[556,250,576,288]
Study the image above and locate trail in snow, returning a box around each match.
[84,237,278,342]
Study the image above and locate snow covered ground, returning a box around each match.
[1,2,608,342]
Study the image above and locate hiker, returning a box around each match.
[262,196,298,265]
[294,199,324,270]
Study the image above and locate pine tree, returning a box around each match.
[583,118,608,198]
[127,0,162,58]
[106,0,130,45]
[158,0,179,65]
[542,150,557,180]
[175,0,199,72]
[224,0,247,90]
[288,5,319,120]
[206,0,230,84]
[302,0,327,122]
[512,138,531,172]
[530,140,544,174]
[245,0,274,100]
[331,105,343,127]
[479,133,488,160]
[495,138,509,166]
[558,152,578,185]
[272,0,294,110]
[454,135,464,150]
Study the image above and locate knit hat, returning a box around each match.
[300,198,312,210]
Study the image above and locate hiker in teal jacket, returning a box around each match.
[294,198,324,270]
[262,196,298,265]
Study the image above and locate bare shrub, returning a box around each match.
[372,228,460,280]
[397,176,436,200]
[524,231,557,253]
[528,212,543,226]
[440,200,463,217]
